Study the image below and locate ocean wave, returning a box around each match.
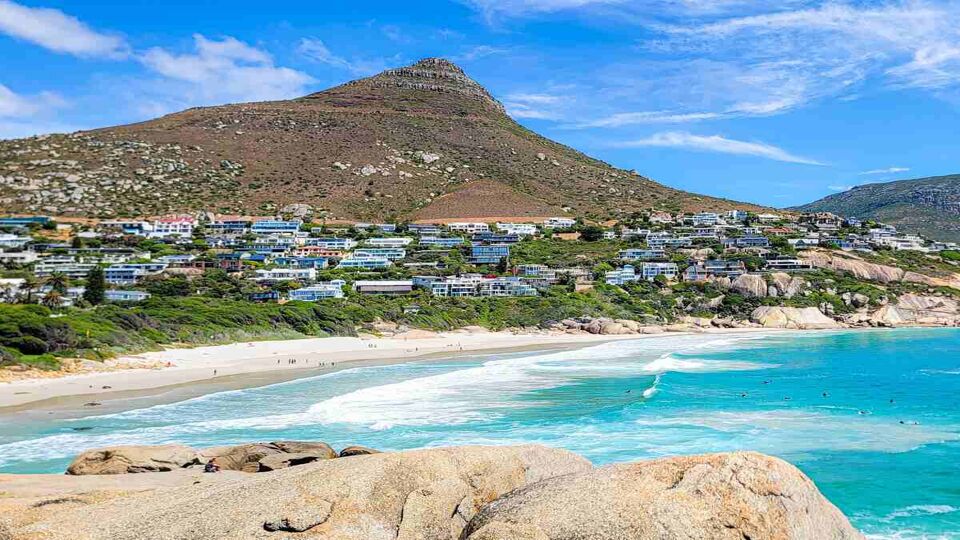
[881,505,959,522]
[920,369,960,376]
[642,374,662,399]
[633,410,960,455]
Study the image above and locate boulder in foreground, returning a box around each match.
[13,446,864,540]
[751,306,842,329]
[463,451,865,540]
[38,445,591,540]
[66,444,200,475]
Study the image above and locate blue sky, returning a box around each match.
[1,0,959,207]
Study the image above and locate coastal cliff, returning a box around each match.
[0,444,864,540]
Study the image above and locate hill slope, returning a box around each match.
[0,58,759,221]
[795,174,960,242]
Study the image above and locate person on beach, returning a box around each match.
[204,459,220,473]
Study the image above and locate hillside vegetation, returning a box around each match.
[795,174,960,242]
[0,58,759,222]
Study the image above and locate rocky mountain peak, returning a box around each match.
[349,57,506,113]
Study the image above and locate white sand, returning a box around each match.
[0,330,660,409]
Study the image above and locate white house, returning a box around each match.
[542,217,576,229]
[640,262,679,281]
[447,222,490,234]
[496,223,538,236]
[253,268,317,282]
[364,237,414,248]
[605,265,640,286]
[288,280,346,301]
[150,216,196,238]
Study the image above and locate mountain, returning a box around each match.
[0,58,760,221]
[794,174,960,242]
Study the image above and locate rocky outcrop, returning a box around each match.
[556,317,657,335]
[870,294,960,326]
[33,445,591,540]
[751,306,842,329]
[69,441,338,475]
[463,452,864,540]
[769,272,807,298]
[800,251,905,283]
[8,446,865,540]
[730,274,768,297]
[801,250,960,289]
[339,445,380,457]
[66,445,200,475]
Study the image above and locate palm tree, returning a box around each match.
[18,275,38,304]
[44,271,70,294]
[41,290,63,309]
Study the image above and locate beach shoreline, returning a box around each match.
[2,329,757,415]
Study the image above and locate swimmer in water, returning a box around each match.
[822,391,829,398]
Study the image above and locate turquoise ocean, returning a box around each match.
[1,328,959,538]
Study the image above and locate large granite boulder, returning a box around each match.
[66,445,200,475]
[751,306,841,329]
[769,272,806,298]
[730,274,768,297]
[463,452,865,540]
[40,445,591,540]
[201,443,283,472]
[339,445,380,457]
[203,441,336,472]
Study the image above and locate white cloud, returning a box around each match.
[828,184,853,191]
[453,45,510,62]
[0,0,127,58]
[859,166,911,175]
[464,0,622,19]
[574,110,722,128]
[297,38,389,76]
[503,92,568,119]
[0,83,70,139]
[0,83,65,118]
[657,1,960,96]
[140,35,316,107]
[616,131,823,165]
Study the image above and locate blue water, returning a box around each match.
[1,328,959,538]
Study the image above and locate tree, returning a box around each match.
[41,290,63,309]
[44,272,69,294]
[82,266,106,305]
[70,236,83,249]
[17,275,38,304]
[580,225,604,242]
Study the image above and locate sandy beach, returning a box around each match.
[0,329,694,412]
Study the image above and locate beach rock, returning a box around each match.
[257,452,324,471]
[600,322,626,335]
[730,274,767,297]
[800,251,904,283]
[870,305,906,327]
[751,306,841,329]
[203,443,282,472]
[615,319,641,332]
[66,445,200,475]
[271,441,337,458]
[39,445,591,540]
[769,272,806,298]
[559,318,581,330]
[462,452,865,540]
[339,445,380,457]
[263,501,332,532]
[583,320,602,334]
